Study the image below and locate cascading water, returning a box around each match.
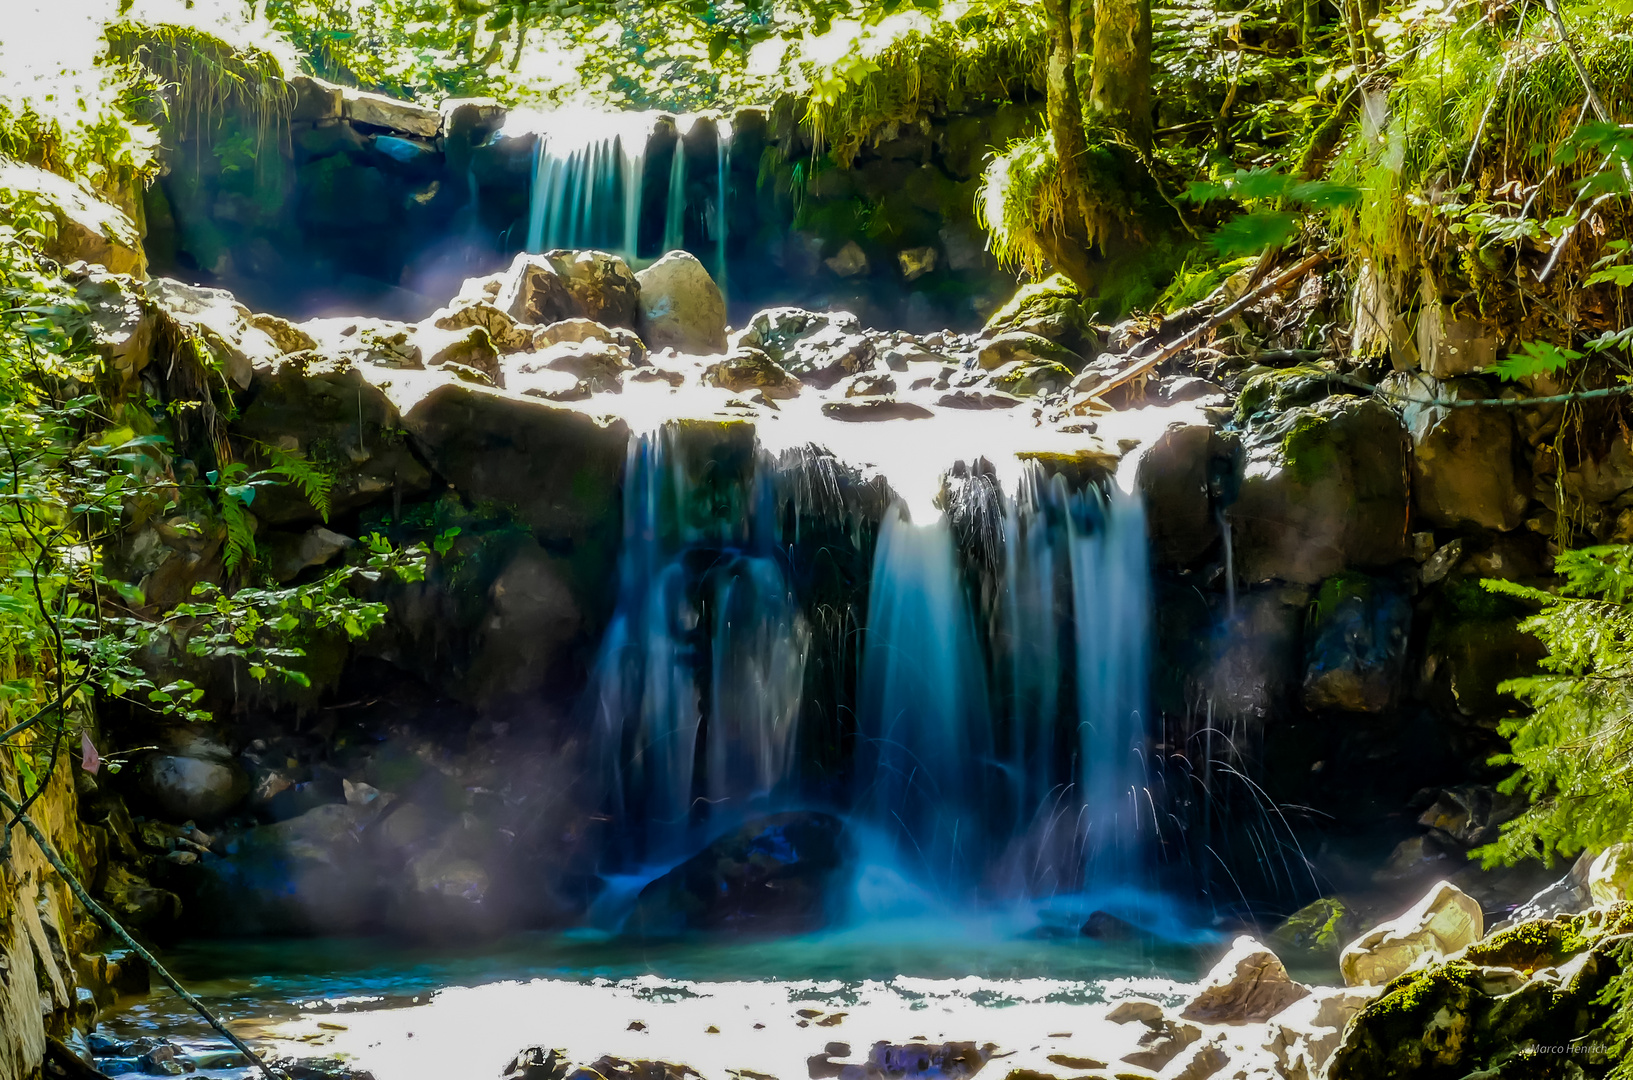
[713,118,731,301]
[522,109,655,258]
[587,427,809,866]
[662,134,687,254]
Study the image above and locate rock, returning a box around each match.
[1416,784,1525,847]
[978,331,1081,374]
[140,751,248,822]
[626,812,850,936]
[289,75,344,123]
[1121,1017,1200,1071]
[635,251,727,354]
[1301,573,1412,712]
[1491,872,1590,934]
[821,399,934,422]
[0,160,146,276]
[545,250,641,328]
[1339,880,1483,986]
[341,87,441,137]
[1382,372,1527,530]
[825,240,870,277]
[1263,986,1380,1080]
[1079,910,1144,940]
[1135,423,1218,568]
[424,325,501,382]
[827,1041,992,1080]
[503,1048,570,1080]
[460,542,583,710]
[495,253,581,327]
[399,382,628,544]
[235,357,433,525]
[264,527,355,583]
[1416,303,1497,378]
[1179,936,1310,1024]
[251,312,319,355]
[145,278,284,389]
[430,300,527,352]
[1269,898,1355,959]
[1230,396,1410,585]
[69,268,155,389]
[1158,376,1226,403]
[704,348,802,399]
[936,389,1023,410]
[984,276,1100,358]
[898,247,938,281]
[986,358,1074,397]
[736,308,876,389]
[564,1058,700,1080]
[1106,999,1165,1025]
[194,803,379,933]
[509,340,632,394]
[97,865,181,928]
[1328,905,1633,1079]
[1589,843,1633,904]
[440,97,507,150]
[841,372,898,397]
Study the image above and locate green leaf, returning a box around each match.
[1492,340,1582,382]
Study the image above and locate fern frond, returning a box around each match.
[265,447,333,522]
[220,496,255,572]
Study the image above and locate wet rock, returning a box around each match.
[1301,572,1411,712]
[1416,784,1525,848]
[0,159,146,276]
[1269,898,1355,959]
[983,275,1100,358]
[626,812,850,936]
[1492,869,1590,934]
[1135,422,1218,568]
[545,249,641,328]
[986,358,1074,397]
[935,388,1022,410]
[1230,396,1409,585]
[1383,372,1528,531]
[636,251,727,354]
[1589,843,1633,904]
[235,357,433,525]
[1416,303,1497,378]
[704,348,802,399]
[341,87,440,136]
[1328,905,1633,1079]
[503,1047,570,1080]
[1157,376,1226,403]
[736,308,875,389]
[821,399,934,422]
[977,332,1080,374]
[1179,936,1310,1024]
[825,241,870,278]
[399,382,628,545]
[1339,880,1483,986]
[1078,911,1144,940]
[263,527,355,583]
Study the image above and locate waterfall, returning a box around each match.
[662,134,687,254]
[587,428,809,865]
[522,109,654,259]
[856,505,993,895]
[713,118,731,304]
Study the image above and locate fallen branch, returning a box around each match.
[0,786,284,1080]
[1074,249,1329,407]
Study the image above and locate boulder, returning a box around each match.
[424,325,501,383]
[429,300,527,352]
[1262,986,1380,1080]
[139,738,248,822]
[69,268,155,390]
[977,331,1081,373]
[520,339,632,391]
[703,348,801,398]
[545,250,640,328]
[495,254,581,326]
[735,308,876,389]
[289,75,344,123]
[1230,396,1410,585]
[1301,573,1412,712]
[194,803,379,934]
[263,527,355,583]
[1382,372,1527,530]
[821,398,934,422]
[1416,784,1525,848]
[1135,423,1218,568]
[635,251,727,354]
[1179,936,1310,1024]
[460,542,583,710]
[1269,898,1355,959]
[1339,880,1483,986]
[983,275,1100,358]
[1589,843,1633,904]
[986,358,1074,397]
[0,160,146,276]
[400,382,628,544]
[898,246,938,281]
[341,87,441,137]
[1416,303,1497,378]
[825,240,870,278]
[625,812,850,936]
[97,866,182,929]
[841,372,898,397]
[234,357,433,525]
[145,278,284,389]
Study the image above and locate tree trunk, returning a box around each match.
[1043,0,1097,261]
[1089,0,1153,152]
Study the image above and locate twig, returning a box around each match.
[1076,249,1329,405]
[1333,370,1633,408]
[1541,0,1611,122]
[0,786,285,1080]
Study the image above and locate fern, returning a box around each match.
[264,447,333,522]
[217,485,256,573]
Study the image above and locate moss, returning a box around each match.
[1271,897,1354,955]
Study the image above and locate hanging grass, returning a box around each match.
[103,22,293,151]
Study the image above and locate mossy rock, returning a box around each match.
[1234,363,1346,423]
[987,358,1075,397]
[1269,897,1355,957]
[983,275,1100,358]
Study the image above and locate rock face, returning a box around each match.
[1329,905,1633,1079]
[139,731,248,822]
[1301,573,1412,712]
[1589,843,1633,904]
[0,160,146,277]
[1179,936,1311,1024]
[625,812,850,936]
[1339,880,1484,986]
[1135,422,1219,567]
[1384,372,1527,530]
[636,251,728,354]
[1231,395,1410,585]
[547,250,641,328]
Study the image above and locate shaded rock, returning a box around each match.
[1158,376,1226,403]
[1079,911,1144,940]
[1135,422,1218,568]
[251,312,319,355]
[1269,898,1355,959]
[1121,1017,1200,1072]
[977,332,1081,374]
[736,308,875,389]
[545,249,640,328]
[289,75,344,123]
[430,300,526,352]
[841,372,898,397]
[400,382,628,544]
[1339,880,1483,986]
[898,246,938,281]
[825,241,870,278]
[1179,935,1310,1024]
[636,251,727,354]
[1230,396,1409,585]
[936,389,1022,410]
[1416,303,1497,378]
[97,866,181,929]
[263,527,355,583]
[495,253,580,327]
[140,753,248,823]
[0,159,145,276]
[503,1048,570,1080]
[821,399,934,422]
[194,803,378,933]
[69,268,156,391]
[341,87,440,137]
[1383,372,1527,531]
[703,348,802,399]
[235,358,433,525]
[1589,843,1633,904]
[424,325,500,382]
[831,1041,991,1080]
[1262,986,1380,1080]
[1416,784,1525,847]
[986,358,1074,397]
[461,541,582,710]
[510,339,632,394]
[1492,872,1591,934]
[1301,573,1412,712]
[626,812,850,936]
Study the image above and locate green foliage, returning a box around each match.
[1186,168,1359,257]
[1476,545,1633,870]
